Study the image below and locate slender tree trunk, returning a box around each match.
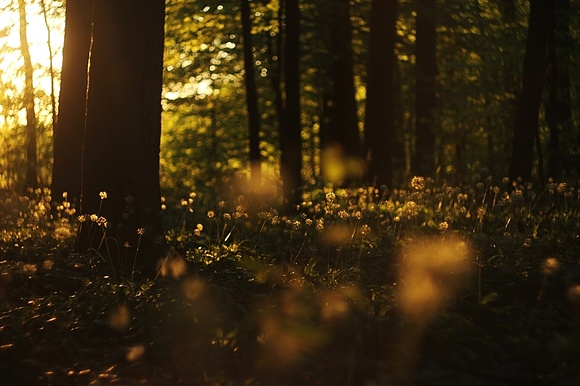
[321,0,363,185]
[509,0,551,181]
[17,0,38,190]
[52,0,93,204]
[39,0,57,138]
[411,0,437,178]
[241,0,262,187]
[280,0,302,210]
[364,0,397,188]
[546,0,573,179]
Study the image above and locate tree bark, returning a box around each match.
[17,0,38,190]
[364,0,397,188]
[52,0,93,204]
[54,0,166,262]
[321,0,363,186]
[546,0,573,179]
[509,0,551,181]
[280,0,302,210]
[411,0,437,178]
[39,0,58,146]
[241,0,262,187]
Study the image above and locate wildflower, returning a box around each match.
[502,177,510,185]
[90,214,98,222]
[189,192,197,199]
[404,201,419,217]
[181,199,188,207]
[97,217,108,226]
[439,221,449,230]
[124,242,131,248]
[305,218,313,226]
[360,224,371,235]
[411,176,425,191]
[354,211,363,220]
[338,210,349,219]
[54,226,72,241]
[196,223,203,232]
[78,215,87,223]
[316,218,324,231]
[223,213,232,221]
[476,207,486,221]
[326,192,336,203]
[292,220,301,230]
[99,191,108,200]
[137,228,145,235]
[62,192,68,199]
[207,210,215,218]
[393,216,401,223]
[557,183,567,194]
[125,196,134,204]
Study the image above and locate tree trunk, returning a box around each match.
[39,0,58,144]
[55,0,166,262]
[321,0,363,186]
[17,0,38,190]
[546,0,573,180]
[280,0,302,210]
[508,0,551,181]
[241,0,262,187]
[364,0,397,188]
[411,0,437,178]
[52,0,93,204]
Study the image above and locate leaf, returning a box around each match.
[480,292,498,305]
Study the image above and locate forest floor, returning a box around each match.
[2,182,580,385]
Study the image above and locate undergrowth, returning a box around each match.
[1,176,580,385]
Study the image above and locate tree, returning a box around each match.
[509,0,551,181]
[411,0,437,178]
[364,0,398,188]
[17,0,38,190]
[319,0,363,186]
[53,0,166,258]
[52,0,92,204]
[241,0,262,187]
[280,0,302,209]
[546,0,574,179]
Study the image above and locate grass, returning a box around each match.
[1,177,580,385]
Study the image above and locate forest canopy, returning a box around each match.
[0,0,578,202]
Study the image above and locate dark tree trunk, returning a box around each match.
[321,0,363,185]
[241,0,262,187]
[280,0,302,210]
[364,0,397,188]
[17,0,38,190]
[58,0,166,260]
[52,0,93,204]
[509,0,551,181]
[546,0,573,179]
[411,0,437,178]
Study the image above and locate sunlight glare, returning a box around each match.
[0,0,64,96]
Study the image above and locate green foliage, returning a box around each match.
[3,178,580,383]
